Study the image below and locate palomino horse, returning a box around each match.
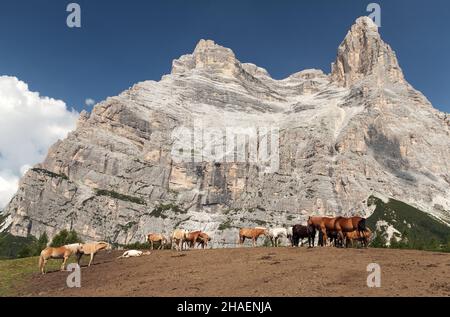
[307,216,339,246]
[334,216,366,244]
[239,228,268,247]
[171,229,187,251]
[79,241,111,267]
[196,232,211,249]
[292,224,315,247]
[345,228,372,248]
[147,233,167,250]
[267,228,288,247]
[39,243,83,274]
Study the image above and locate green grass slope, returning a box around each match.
[367,196,450,251]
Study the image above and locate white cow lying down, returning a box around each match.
[117,250,151,259]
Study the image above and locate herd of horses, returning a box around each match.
[150,215,371,251]
[239,216,372,249]
[39,241,111,274]
[38,216,371,274]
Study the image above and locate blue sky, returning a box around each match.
[0,0,449,113]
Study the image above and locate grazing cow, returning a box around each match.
[117,250,151,258]
[334,216,367,244]
[239,227,268,247]
[345,228,372,248]
[79,241,111,267]
[171,229,187,251]
[292,224,315,247]
[196,232,211,249]
[267,228,288,247]
[39,243,83,274]
[147,233,167,250]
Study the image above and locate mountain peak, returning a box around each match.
[194,39,223,52]
[331,16,405,87]
[172,39,238,75]
[354,16,379,32]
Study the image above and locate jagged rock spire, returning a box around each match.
[331,16,405,87]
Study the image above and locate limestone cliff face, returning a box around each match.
[1,17,449,245]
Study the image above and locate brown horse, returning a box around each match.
[307,216,339,246]
[292,224,315,247]
[196,232,211,249]
[39,243,83,274]
[185,231,202,249]
[334,216,367,244]
[239,228,267,247]
[345,228,372,248]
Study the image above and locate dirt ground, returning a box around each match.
[15,247,450,297]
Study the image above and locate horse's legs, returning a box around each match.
[76,252,83,266]
[150,240,154,250]
[61,256,68,271]
[337,230,345,248]
[40,256,47,274]
[88,253,94,267]
[319,226,327,247]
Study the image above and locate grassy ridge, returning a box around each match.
[366,196,450,251]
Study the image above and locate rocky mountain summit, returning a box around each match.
[1,17,449,245]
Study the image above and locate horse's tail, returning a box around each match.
[358,218,366,232]
[368,231,376,246]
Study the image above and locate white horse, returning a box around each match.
[286,227,293,246]
[268,228,288,247]
[117,250,151,258]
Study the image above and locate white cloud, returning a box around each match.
[0,171,19,209]
[0,76,79,209]
[85,98,96,107]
